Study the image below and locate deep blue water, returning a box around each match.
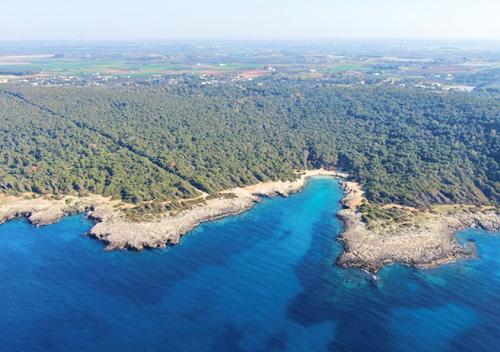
[1,178,499,352]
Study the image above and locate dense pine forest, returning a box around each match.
[0,81,498,207]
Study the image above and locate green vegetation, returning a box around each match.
[322,64,368,73]
[359,202,420,230]
[0,59,268,77]
[0,82,498,208]
[123,198,208,222]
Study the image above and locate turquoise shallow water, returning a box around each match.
[0,178,499,351]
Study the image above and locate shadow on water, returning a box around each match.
[285,208,396,351]
[1,179,500,352]
[287,197,500,351]
[87,208,288,305]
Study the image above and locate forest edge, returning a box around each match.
[1,169,498,273]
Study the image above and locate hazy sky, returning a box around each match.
[1,0,499,40]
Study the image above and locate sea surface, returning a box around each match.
[0,178,499,352]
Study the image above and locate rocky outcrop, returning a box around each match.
[0,169,343,250]
[2,169,497,273]
[0,195,108,226]
[88,169,344,250]
[87,194,257,250]
[336,182,500,272]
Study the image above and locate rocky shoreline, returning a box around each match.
[0,194,113,227]
[1,169,498,272]
[0,169,344,251]
[87,169,345,250]
[335,181,500,272]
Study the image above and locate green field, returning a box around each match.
[0,58,269,77]
[322,64,369,73]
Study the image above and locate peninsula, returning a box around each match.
[336,181,499,272]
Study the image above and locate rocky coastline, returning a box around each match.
[1,169,499,273]
[87,169,345,250]
[335,181,500,272]
[0,169,344,250]
[0,194,112,227]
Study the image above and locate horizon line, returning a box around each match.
[0,37,499,43]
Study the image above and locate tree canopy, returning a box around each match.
[1,81,498,207]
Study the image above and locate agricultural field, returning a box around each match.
[0,40,498,92]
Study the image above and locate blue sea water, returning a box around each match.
[0,177,499,352]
